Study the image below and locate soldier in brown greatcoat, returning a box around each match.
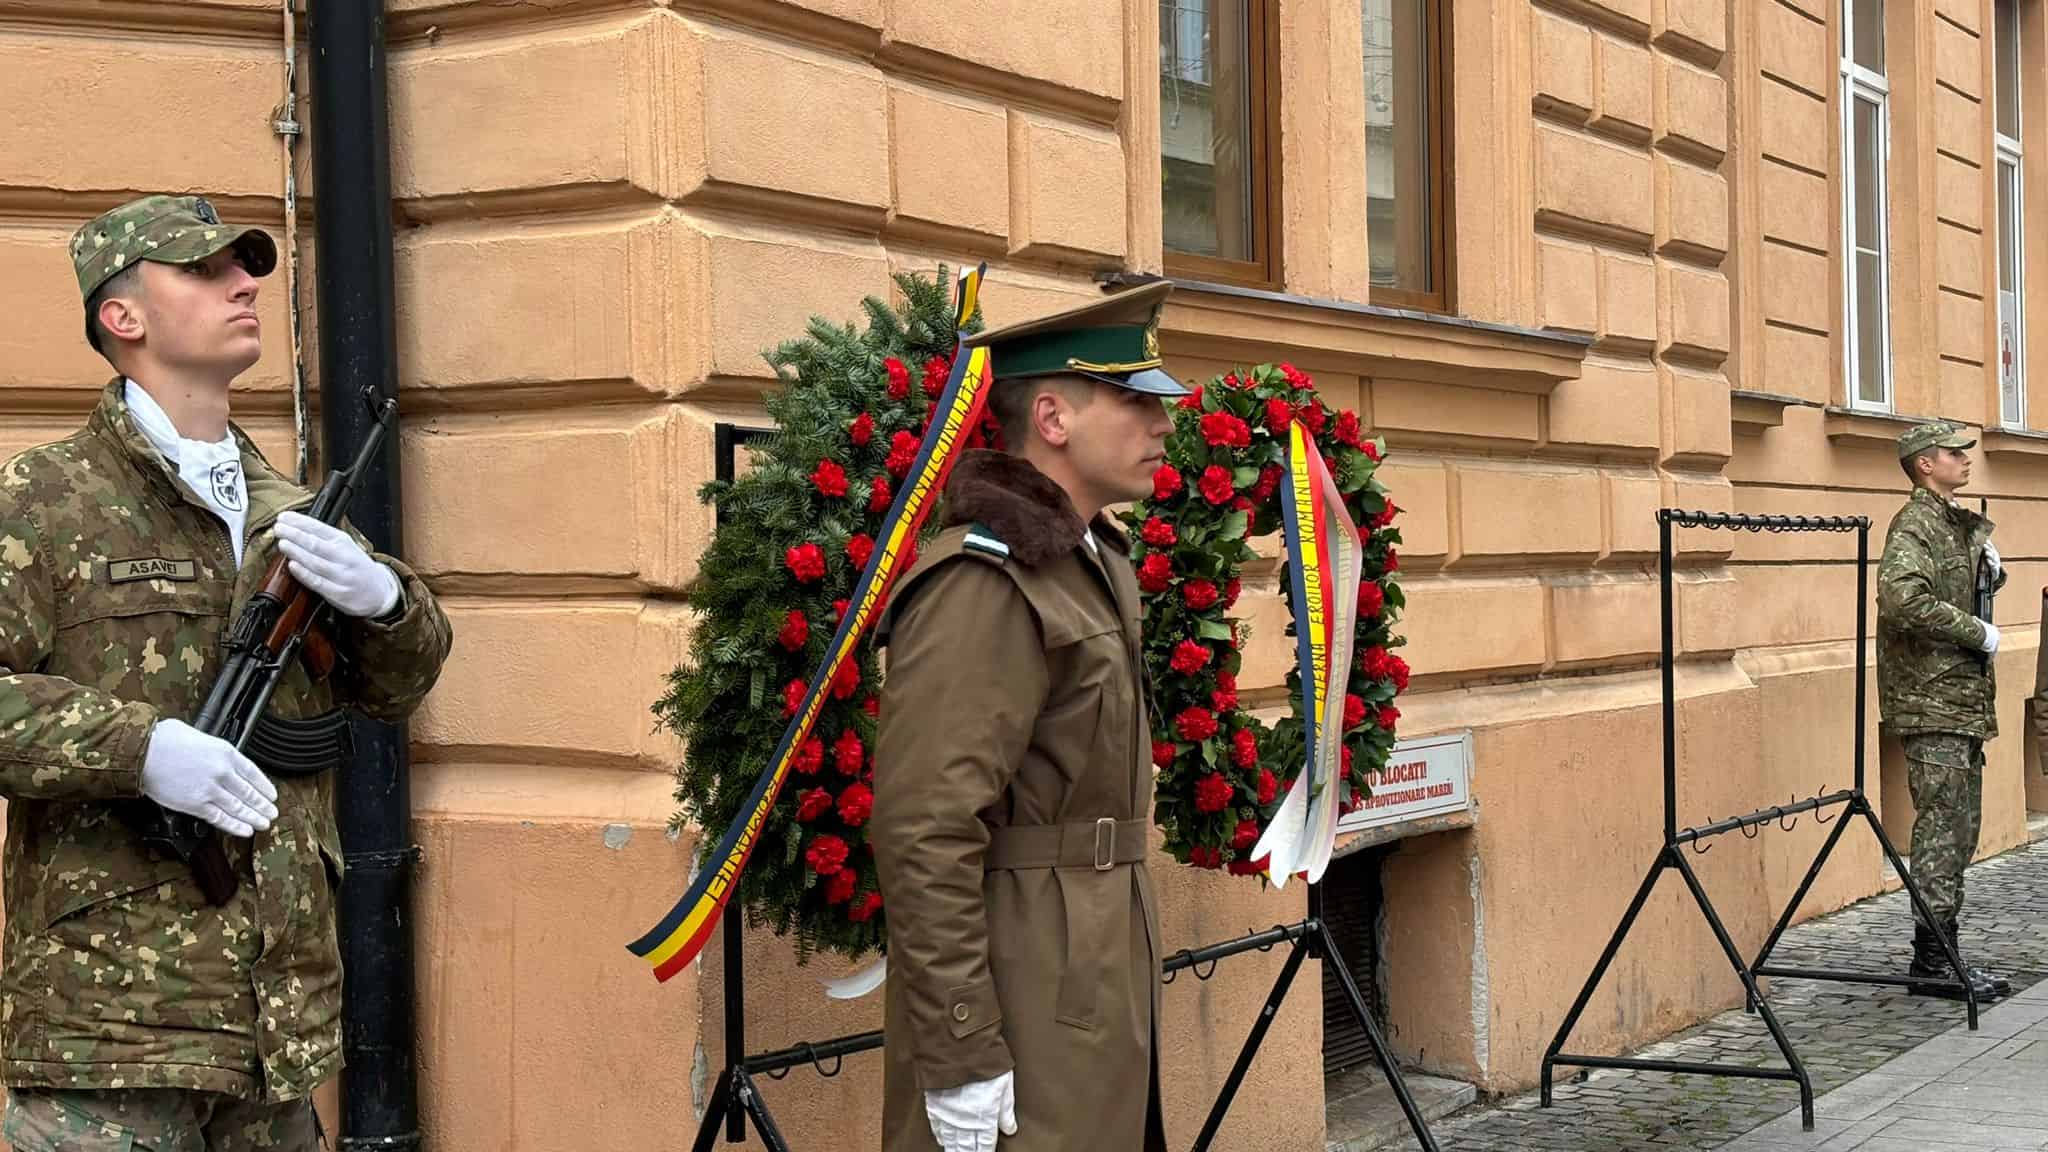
[872,282,1183,1152]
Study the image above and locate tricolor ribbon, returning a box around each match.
[1251,421,1363,888]
[628,264,992,982]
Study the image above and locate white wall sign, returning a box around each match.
[1337,730,1474,834]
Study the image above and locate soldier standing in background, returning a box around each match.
[1876,421,2009,1003]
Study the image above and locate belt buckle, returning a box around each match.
[1094,817,1115,871]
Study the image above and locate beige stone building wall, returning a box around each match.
[2,0,2044,1148]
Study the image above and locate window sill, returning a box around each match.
[1099,272,1591,396]
[1981,427,2048,458]
[1730,389,1819,434]
[1822,405,1935,446]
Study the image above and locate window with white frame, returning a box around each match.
[1995,0,2026,427]
[1842,0,1892,411]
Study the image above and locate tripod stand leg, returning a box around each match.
[1188,935,1309,1152]
[691,1069,734,1152]
[1670,848,1815,1130]
[1318,920,1442,1152]
[1542,847,1669,1106]
[733,1068,791,1152]
[1860,805,1980,1029]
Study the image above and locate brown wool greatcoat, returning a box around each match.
[872,450,1165,1152]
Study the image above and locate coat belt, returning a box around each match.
[985,817,1150,871]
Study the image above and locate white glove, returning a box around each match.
[140,719,279,838]
[925,1071,1016,1152]
[1984,540,2002,576]
[274,511,402,620]
[1982,621,2002,655]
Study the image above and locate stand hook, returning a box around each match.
[1689,836,1713,855]
[1740,821,1761,839]
[1778,800,1800,832]
[1813,788,1838,825]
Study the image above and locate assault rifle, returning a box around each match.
[1975,497,1997,671]
[129,387,397,904]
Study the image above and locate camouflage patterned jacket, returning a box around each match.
[1876,486,2002,739]
[0,379,452,1101]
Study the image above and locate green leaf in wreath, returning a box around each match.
[1232,465,1259,488]
[1197,618,1235,642]
[1219,509,1249,541]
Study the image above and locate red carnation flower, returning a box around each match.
[1169,640,1212,675]
[811,459,849,499]
[1141,516,1178,548]
[1388,654,1411,692]
[795,737,825,775]
[1201,411,1252,449]
[833,598,851,623]
[1227,854,1269,877]
[1385,549,1400,573]
[1231,727,1259,768]
[1279,362,1310,388]
[833,729,865,775]
[1182,579,1219,611]
[1224,372,1245,389]
[1189,845,1224,869]
[785,542,827,583]
[1199,465,1235,506]
[796,787,832,821]
[922,355,951,399]
[1178,383,1206,411]
[1376,501,1398,528]
[1152,464,1184,501]
[863,696,880,718]
[1334,410,1363,448]
[805,834,850,876]
[846,533,875,571]
[1362,647,1392,678]
[831,660,860,700]
[1152,740,1177,768]
[1175,706,1218,742]
[1265,398,1295,437]
[837,781,874,827]
[849,891,884,921]
[1341,745,1354,775]
[777,609,810,652]
[824,868,858,904]
[1193,772,1234,813]
[1299,402,1328,436]
[1137,553,1174,593]
[782,679,806,717]
[1252,464,1285,503]
[850,412,875,447]
[1343,693,1367,731]
[1379,705,1400,730]
[1256,768,1278,805]
[1231,818,1260,851]
[1213,670,1239,712]
[869,475,893,513]
[886,431,920,478]
[1224,577,1242,607]
[884,357,911,400]
[1365,441,1383,462]
[1357,581,1385,619]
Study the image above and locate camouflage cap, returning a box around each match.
[71,195,276,348]
[1897,420,1977,459]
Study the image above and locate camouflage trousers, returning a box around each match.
[0,1088,322,1152]
[1902,731,1984,927]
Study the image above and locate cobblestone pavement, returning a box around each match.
[1384,838,2048,1152]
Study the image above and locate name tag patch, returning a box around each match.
[109,558,199,583]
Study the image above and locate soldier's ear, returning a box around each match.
[96,292,146,347]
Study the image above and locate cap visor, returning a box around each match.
[1108,367,1190,397]
[146,227,277,277]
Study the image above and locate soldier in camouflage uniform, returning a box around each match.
[0,195,453,1149]
[1876,420,2009,1002]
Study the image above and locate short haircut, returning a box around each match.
[1901,449,1933,482]
[989,373,1095,449]
[86,263,144,362]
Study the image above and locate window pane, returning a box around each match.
[1853,96,1882,251]
[1851,0,1875,73]
[1997,0,2020,140]
[1856,250,1886,405]
[1365,0,1433,294]
[1161,0,1255,261]
[2000,157,2019,292]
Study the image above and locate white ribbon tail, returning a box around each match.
[1252,774,1309,889]
[822,955,888,1000]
